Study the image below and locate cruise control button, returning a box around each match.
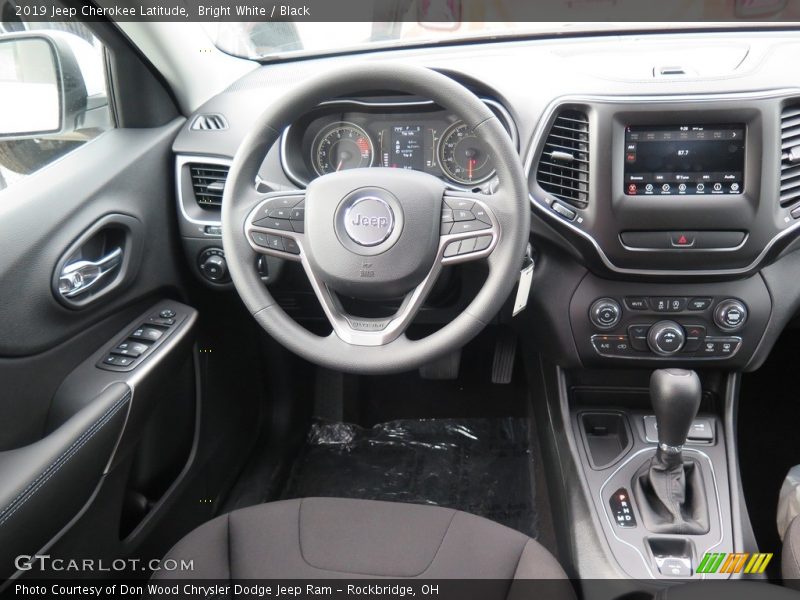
[440,222,453,235]
[440,208,454,223]
[451,220,491,234]
[453,209,474,222]
[289,207,305,221]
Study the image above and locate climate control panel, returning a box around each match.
[568,275,770,367]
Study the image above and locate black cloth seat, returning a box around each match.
[784,515,800,589]
[155,497,572,594]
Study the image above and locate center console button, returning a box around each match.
[651,297,687,313]
[714,299,748,331]
[628,324,650,352]
[625,297,649,311]
[687,297,713,311]
[590,298,622,330]
[647,321,685,355]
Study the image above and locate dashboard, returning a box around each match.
[280,98,516,189]
[171,30,800,373]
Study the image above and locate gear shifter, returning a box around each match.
[633,369,710,534]
[651,369,702,466]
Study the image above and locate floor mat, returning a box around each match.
[281,417,538,538]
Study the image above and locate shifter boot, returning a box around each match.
[633,455,710,534]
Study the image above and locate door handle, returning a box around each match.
[58,247,123,299]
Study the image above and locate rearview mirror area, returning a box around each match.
[0,31,92,140]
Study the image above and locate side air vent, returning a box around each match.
[191,114,228,131]
[537,109,590,208]
[189,164,229,208]
[781,104,800,207]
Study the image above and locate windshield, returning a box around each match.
[204,18,800,61]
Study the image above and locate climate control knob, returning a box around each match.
[714,299,747,332]
[589,298,622,330]
[647,321,685,356]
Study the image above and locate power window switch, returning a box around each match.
[131,326,164,342]
[103,354,134,367]
[112,341,149,358]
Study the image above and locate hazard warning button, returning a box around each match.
[670,232,696,248]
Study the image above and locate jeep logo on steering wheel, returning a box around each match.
[343,196,395,247]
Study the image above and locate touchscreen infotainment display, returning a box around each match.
[623,124,745,196]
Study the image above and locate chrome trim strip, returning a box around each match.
[523,88,800,277]
[280,97,518,189]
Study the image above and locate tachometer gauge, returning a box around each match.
[312,122,374,176]
[437,121,495,185]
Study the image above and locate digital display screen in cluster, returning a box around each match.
[623,124,745,196]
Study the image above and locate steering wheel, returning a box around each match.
[221,64,530,374]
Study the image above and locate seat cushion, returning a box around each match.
[784,515,800,589]
[154,497,570,583]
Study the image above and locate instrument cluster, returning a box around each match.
[280,98,516,190]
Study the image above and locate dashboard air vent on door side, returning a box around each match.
[191,114,228,131]
[189,163,229,208]
[536,109,590,208]
[781,104,800,207]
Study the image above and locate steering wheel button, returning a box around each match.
[444,241,461,257]
[453,209,475,222]
[472,208,491,224]
[268,208,292,219]
[265,195,303,209]
[440,208,454,222]
[265,235,285,251]
[452,220,491,233]
[474,235,492,251]
[251,232,270,247]
[291,220,305,233]
[459,237,477,254]
[290,207,305,221]
[440,222,453,235]
[255,218,293,231]
[445,198,474,211]
[283,237,301,255]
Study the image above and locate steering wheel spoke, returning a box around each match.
[301,259,443,347]
[244,190,306,261]
[438,191,500,265]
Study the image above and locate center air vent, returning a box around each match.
[189,164,229,208]
[537,109,590,208]
[781,104,800,207]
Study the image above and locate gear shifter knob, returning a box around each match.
[650,369,702,450]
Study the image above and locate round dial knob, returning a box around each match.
[589,298,622,330]
[200,253,227,282]
[714,299,747,331]
[647,321,686,356]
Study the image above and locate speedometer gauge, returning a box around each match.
[312,122,374,176]
[437,121,495,185]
